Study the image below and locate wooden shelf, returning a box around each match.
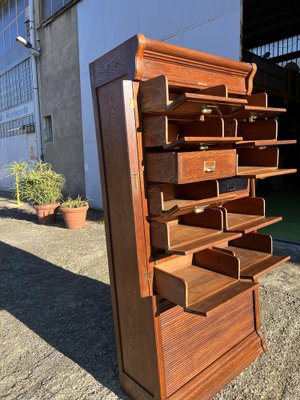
[235,139,296,148]
[238,166,297,179]
[165,136,242,149]
[227,105,286,120]
[148,179,249,217]
[151,208,241,254]
[221,197,282,233]
[214,233,290,281]
[140,76,247,117]
[143,116,242,149]
[237,146,297,179]
[155,249,257,317]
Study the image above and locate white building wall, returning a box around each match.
[77,0,241,209]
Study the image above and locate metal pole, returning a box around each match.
[28,0,43,160]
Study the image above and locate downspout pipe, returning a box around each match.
[28,0,44,160]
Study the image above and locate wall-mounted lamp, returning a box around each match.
[16,36,41,57]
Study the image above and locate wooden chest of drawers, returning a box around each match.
[90,34,296,400]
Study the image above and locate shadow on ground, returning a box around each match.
[0,206,104,226]
[0,241,126,399]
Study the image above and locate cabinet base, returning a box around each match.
[121,331,265,400]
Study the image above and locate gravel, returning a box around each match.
[0,194,299,400]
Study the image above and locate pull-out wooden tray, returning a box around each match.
[227,105,286,120]
[236,119,296,148]
[148,178,249,217]
[237,147,297,179]
[151,208,241,254]
[220,197,282,233]
[140,76,247,117]
[143,116,242,148]
[146,149,237,184]
[214,232,290,281]
[154,249,257,317]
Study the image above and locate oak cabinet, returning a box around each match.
[90,34,296,400]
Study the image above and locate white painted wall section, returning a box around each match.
[77,0,241,208]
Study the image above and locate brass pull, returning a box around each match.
[204,161,216,172]
[227,183,236,191]
[194,206,205,214]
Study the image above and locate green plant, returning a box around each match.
[5,160,28,205]
[18,162,65,205]
[60,195,87,209]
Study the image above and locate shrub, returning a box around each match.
[18,162,65,205]
[60,195,87,208]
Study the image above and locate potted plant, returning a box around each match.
[18,161,65,224]
[60,195,89,229]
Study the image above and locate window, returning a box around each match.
[0,58,33,111]
[42,0,72,21]
[0,114,35,138]
[250,35,300,69]
[0,0,29,58]
[43,115,53,142]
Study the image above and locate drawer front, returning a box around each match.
[159,290,256,397]
[178,149,236,183]
[219,177,249,194]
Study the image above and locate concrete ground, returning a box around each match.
[0,194,299,400]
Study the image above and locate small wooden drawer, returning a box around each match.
[237,147,297,179]
[213,232,290,281]
[154,249,257,317]
[218,177,249,195]
[146,149,237,184]
[220,197,282,234]
[140,75,247,117]
[148,178,249,217]
[142,116,242,148]
[151,208,241,254]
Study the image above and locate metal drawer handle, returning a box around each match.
[204,160,216,172]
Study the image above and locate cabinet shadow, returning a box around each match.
[0,241,128,399]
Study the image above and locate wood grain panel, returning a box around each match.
[160,291,256,396]
[96,80,162,395]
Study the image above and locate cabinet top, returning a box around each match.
[90,33,256,95]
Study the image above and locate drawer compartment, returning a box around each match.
[148,178,249,217]
[236,119,296,148]
[146,149,237,184]
[142,116,242,148]
[151,208,241,254]
[220,197,282,234]
[237,147,297,179]
[154,249,257,317]
[140,75,247,116]
[214,232,290,281]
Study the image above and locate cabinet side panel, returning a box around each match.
[160,291,255,397]
[96,80,161,395]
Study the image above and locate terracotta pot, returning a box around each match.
[33,203,60,224]
[60,204,89,229]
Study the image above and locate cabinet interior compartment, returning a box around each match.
[151,207,242,254]
[148,178,249,217]
[213,232,290,280]
[225,92,286,120]
[236,119,296,147]
[154,248,257,317]
[146,149,237,184]
[142,116,242,148]
[220,197,282,233]
[140,75,248,116]
[237,146,297,178]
